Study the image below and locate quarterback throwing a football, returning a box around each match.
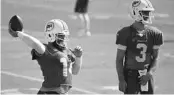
[116,0,163,94]
[9,18,83,94]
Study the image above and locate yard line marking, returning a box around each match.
[1,89,36,94]
[102,85,158,91]
[163,53,174,58]
[1,88,39,94]
[102,86,119,91]
[1,71,44,81]
[1,71,100,94]
[1,88,19,93]
[4,0,72,13]
[154,13,170,18]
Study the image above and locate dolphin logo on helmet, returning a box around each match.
[132,0,141,7]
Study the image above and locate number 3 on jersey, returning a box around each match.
[136,43,147,62]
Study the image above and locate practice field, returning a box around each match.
[1,0,174,94]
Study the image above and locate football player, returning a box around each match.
[74,0,91,36]
[12,19,83,94]
[115,0,163,94]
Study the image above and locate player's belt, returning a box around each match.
[124,68,147,77]
[124,68,138,77]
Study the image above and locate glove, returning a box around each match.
[139,72,152,85]
[71,46,83,57]
[8,15,23,37]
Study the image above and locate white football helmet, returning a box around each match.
[129,0,155,24]
[44,19,69,43]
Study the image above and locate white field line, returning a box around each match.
[101,85,158,91]
[163,53,174,58]
[1,88,19,93]
[4,0,73,13]
[1,71,100,94]
[1,88,36,95]
[0,88,32,94]
[68,13,170,20]
[4,0,170,19]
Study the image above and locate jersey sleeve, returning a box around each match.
[31,44,46,60]
[153,29,163,49]
[115,28,128,50]
[31,49,42,60]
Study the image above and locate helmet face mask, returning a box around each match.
[55,32,69,42]
[55,32,69,49]
[45,19,69,49]
[139,10,154,24]
[130,0,154,24]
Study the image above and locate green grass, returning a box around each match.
[1,0,174,94]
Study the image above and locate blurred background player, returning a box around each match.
[115,0,163,94]
[9,18,83,94]
[74,0,91,36]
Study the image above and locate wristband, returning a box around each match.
[18,32,24,39]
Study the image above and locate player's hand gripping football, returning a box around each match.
[8,15,23,37]
[71,46,83,57]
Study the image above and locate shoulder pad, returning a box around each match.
[147,26,162,34]
[117,26,132,36]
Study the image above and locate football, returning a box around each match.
[9,15,23,32]
[8,15,23,37]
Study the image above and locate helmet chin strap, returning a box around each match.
[52,40,67,51]
[141,16,151,24]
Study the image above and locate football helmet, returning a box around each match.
[45,19,69,48]
[129,0,155,24]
